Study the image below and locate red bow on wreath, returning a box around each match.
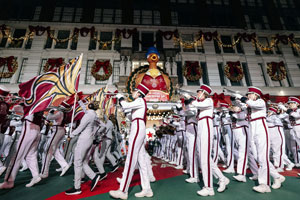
[186,61,201,76]
[28,25,50,36]
[236,32,256,42]
[227,61,242,76]
[47,58,64,71]
[115,28,137,39]
[270,61,285,76]
[212,93,226,107]
[0,56,15,72]
[199,31,218,41]
[94,60,110,74]
[261,93,270,102]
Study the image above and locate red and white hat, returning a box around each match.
[197,84,212,95]
[0,85,10,97]
[268,107,277,113]
[136,84,149,96]
[287,97,300,104]
[246,86,262,97]
[220,102,229,108]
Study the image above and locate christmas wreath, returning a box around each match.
[0,56,18,78]
[267,61,286,81]
[183,61,202,81]
[43,58,64,73]
[224,61,244,82]
[91,60,112,81]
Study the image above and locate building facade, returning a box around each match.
[0,0,300,96]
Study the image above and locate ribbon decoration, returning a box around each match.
[212,93,226,107]
[28,25,51,36]
[157,29,179,40]
[94,60,110,74]
[47,58,64,72]
[115,28,138,39]
[0,56,15,72]
[199,31,218,41]
[236,32,256,42]
[185,61,201,76]
[73,26,95,37]
[227,61,242,77]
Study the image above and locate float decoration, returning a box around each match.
[91,60,112,81]
[224,61,244,82]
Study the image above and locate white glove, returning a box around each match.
[278,104,287,111]
[183,93,191,99]
[116,93,124,99]
[233,93,243,99]
[176,103,182,109]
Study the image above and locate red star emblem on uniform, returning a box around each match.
[147,132,153,138]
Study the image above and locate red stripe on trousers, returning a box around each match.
[42,127,58,174]
[122,119,140,192]
[228,124,233,168]
[277,127,283,168]
[214,127,219,163]
[178,131,184,166]
[262,119,270,186]
[192,124,197,178]
[206,118,211,188]
[6,121,27,181]
[242,126,248,175]
[296,142,299,163]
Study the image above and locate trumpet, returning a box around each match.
[223,87,245,99]
[176,88,197,98]
[103,92,129,96]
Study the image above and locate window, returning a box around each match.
[94,8,102,23]
[242,63,252,86]
[258,63,269,86]
[8,29,26,48]
[141,32,154,51]
[0,33,8,48]
[25,36,33,49]
[103,9,114,23]
[221,36,235,53]
[113,61,120,83]
[142,10,152,25]
[218,62,227,86]
[156,32,163,51]
[17,58,28,83]
[197,40,205,53]
[201,62,209,85]
[235,36,244,54]
[279,0,288,8]
[70,34,78,50]
[39,59,47,74]
[182,34,195,52]
[153,11,161,25]
[280,17,286,30]
[62,7,74,22]
[214,40,221,54]
[258,37,273,54]
[53,7,62,21]
[171,11,179,25]
[32,6,41,21]
[44,30,54,49]
[55,30,70,49]
[74,8,82,22]
[262,16,270,29]
[115,9,122,24]
[132,31,140,51]
[134,10,141,24]
[99,32,112,50]
[292,38,300,56]
[85,60,94,84]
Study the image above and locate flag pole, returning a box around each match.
[64,92,78,159]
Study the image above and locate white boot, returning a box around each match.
[116,177,122,184]
[135,189,154,198]
[26,176,42,187]
[286,163,294,171]
[217,177,230,192]
[276,168,284,172]
[60,164,71,176]
[223,168,235,173]
[197,187,215,196]
[109,190,128,200]
[233,175,246,182]
[272,175,285,189]
[253,184,271,193]
[175,165,183,169]
[249,175,258,180]
[185,177,199,183]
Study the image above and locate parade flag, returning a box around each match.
[18,54,83,116]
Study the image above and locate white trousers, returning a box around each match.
[119,119,150,193]
[233,126,249,175]
[94,138,117,174]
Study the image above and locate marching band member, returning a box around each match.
[241,86,285,193]
[287,97,300,148]
[0,111,44,189]
[40,108,70,179]
[109,84,153,199]
[186,85,229,196]
[65,102,101,195]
